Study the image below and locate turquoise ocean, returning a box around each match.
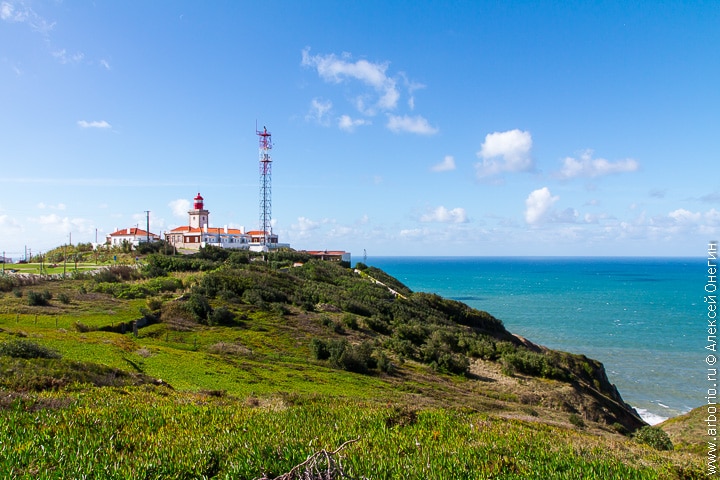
[366,256,705,425]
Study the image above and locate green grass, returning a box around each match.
[0,251,712,478]
[0,388,706,480]
[3,261,114,275]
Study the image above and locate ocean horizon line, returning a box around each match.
[361,254,702,260]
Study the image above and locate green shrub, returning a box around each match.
[27,290,51,306]
[341,313,359,330]
[429,352,469,376]
[210,306,235,326]
[310,338,330,360]
[385,337,417,359]
[146,276,183,293]
[185,293,212,323]
[375,350,394,374]
[146,297,163,312]
[0,275,14,292]
[569,413,585,429]
[0,340,60,359]
[633,426,673,451]
[312,339,378,374]
[365,315,391,334]
[58,292,71,304]
[74,322,94,333]
[500,349,567,380]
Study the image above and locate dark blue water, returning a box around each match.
[366,256,704,424]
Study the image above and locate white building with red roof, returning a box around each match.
[165,193,288,251]
[106,227,161,248]
[303,250,351,263]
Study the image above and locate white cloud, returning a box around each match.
[100,59,111,70]
[1,2,16,21]
[525,187,559,225]
[400,228,428,239]
[53,49,84,64]
[77,120,111,129]
[0,214,23,234]
[301,48,399,112]
[431,155,456,172]
[706,209,720,224]
[338,115,370,132]
[420,206,468,224]
[37,202,66,210]
[386,114,438,135]
[557,150,639,179]
[294,216,320,232]
[668,208,702,224]
[169,199,190,218]
[1,1,53,32]
[306,98,332,126]
[476,129,533,178]
[30,213,94,236]
[326,225,354,238]
[287,216,323,240]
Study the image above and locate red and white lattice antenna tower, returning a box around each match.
[257,125,273,246]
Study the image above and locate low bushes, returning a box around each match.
[310,338,382,374]
[92,276,182,299]
[633,425,674,451]
[0,275,14,292]
[0,340,60,359]
[27,290,52,306]
[499,349,567,380]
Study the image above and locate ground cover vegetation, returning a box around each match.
[0,246,709,478]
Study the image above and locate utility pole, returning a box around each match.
[145,210,151,243]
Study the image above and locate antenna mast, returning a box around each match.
[257,125,273,247]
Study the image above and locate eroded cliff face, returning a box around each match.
[468,352,646,433]
[569,357,646,431]
[489,335,646,432]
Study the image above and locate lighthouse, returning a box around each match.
[188,192,209,229]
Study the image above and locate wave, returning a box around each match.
[635,407,669,426]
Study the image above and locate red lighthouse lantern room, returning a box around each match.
[193,193,204,210]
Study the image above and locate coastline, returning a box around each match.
[365,256,703,424]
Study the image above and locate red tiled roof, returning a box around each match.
[108,228,159,237]
[168,226,245,235]
[205,227,244,235]
[305,250,348,256]
[168,226,197,233]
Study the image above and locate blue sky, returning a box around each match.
[1,1,719,259]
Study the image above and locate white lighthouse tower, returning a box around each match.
[188,192,209,229]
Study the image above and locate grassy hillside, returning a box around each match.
[0,247,710,478]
